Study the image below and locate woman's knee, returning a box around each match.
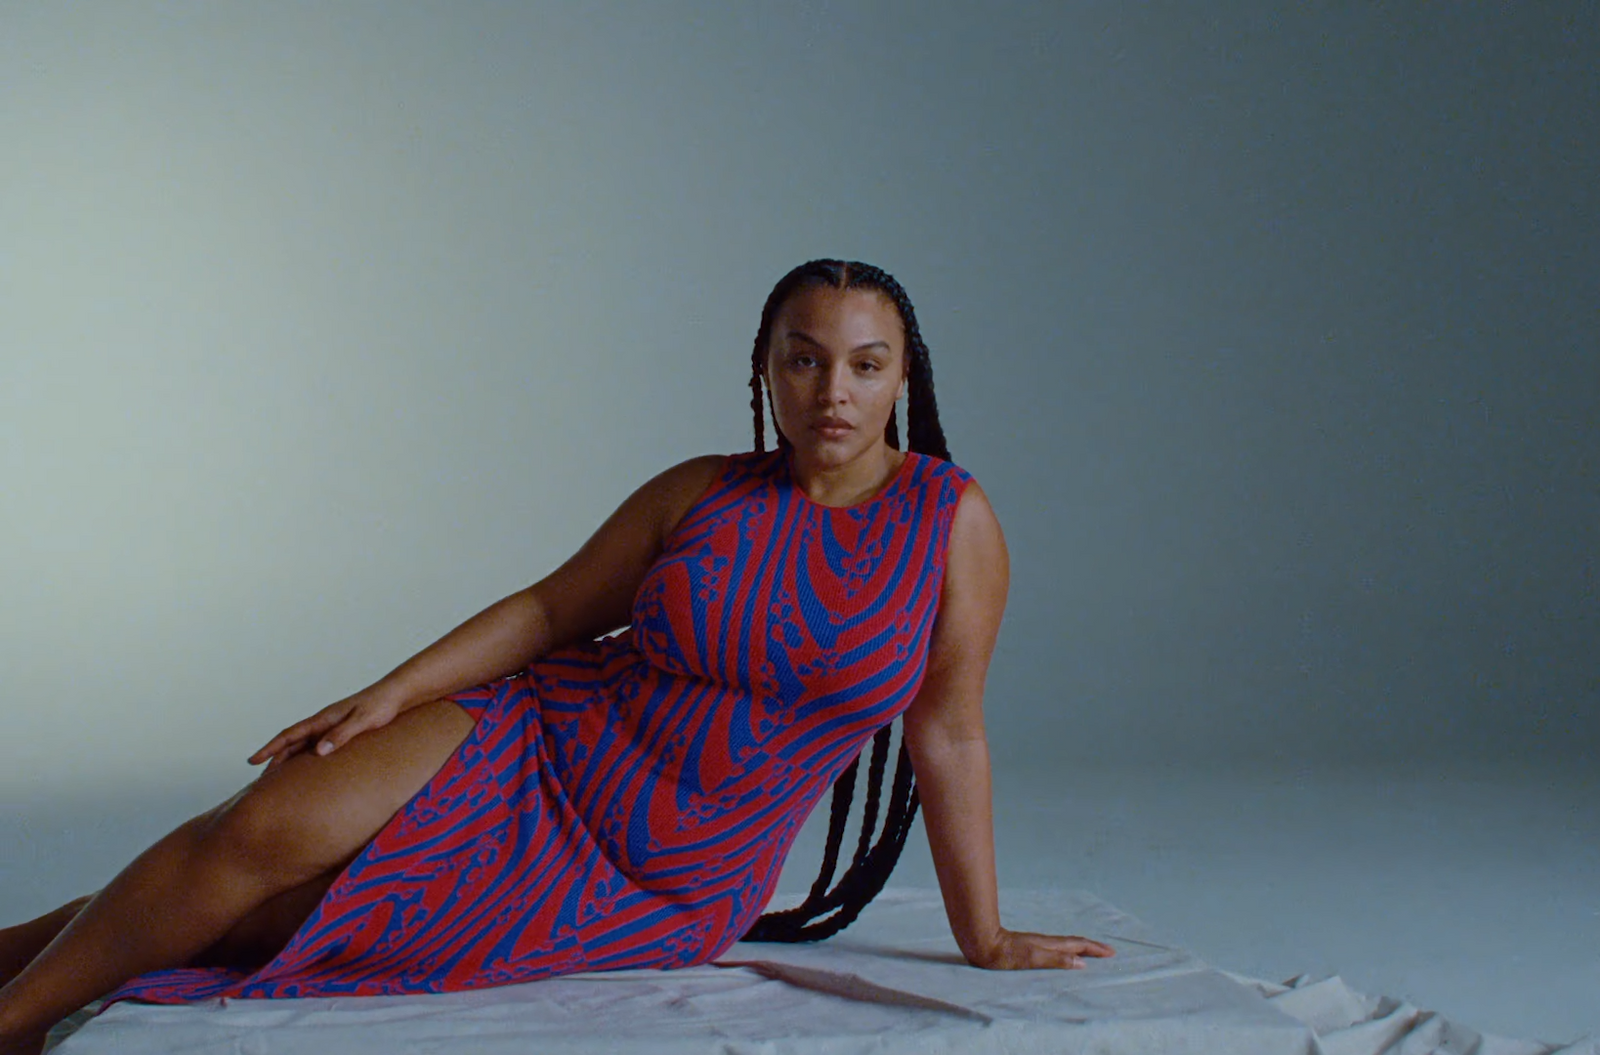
[198,784,347,886]
[200,698,475,885]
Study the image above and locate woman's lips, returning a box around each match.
[811,421,854,439]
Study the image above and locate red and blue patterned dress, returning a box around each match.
[105,448,973,1004]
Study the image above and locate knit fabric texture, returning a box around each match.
[103,449,972,1004]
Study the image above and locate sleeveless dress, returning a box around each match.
[104,448,973,1005]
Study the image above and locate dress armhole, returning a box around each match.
[928,466,978,616]
[658,453,738,552]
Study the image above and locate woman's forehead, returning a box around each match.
[773,286,904,350]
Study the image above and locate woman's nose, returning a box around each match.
[816,365,850,404]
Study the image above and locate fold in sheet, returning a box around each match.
[1225,972,1597,1055]
[47,889,1596,1055]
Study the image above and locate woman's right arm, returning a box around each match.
[248,454,727,769]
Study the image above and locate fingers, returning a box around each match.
[248,696,404,769]
[249,734,296,766]
[248,707,350,765]
[316,716,371,756]
[1030,944,1083,969]
[1002,931,1116,970]
[264,738,314,773]
[315,699,405,755]
[249,723,318,765]
[1021,931,1115,958]
[1006,939,1078,970]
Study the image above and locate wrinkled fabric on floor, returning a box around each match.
[47,888,1596,1055]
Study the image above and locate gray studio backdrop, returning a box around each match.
[2,5,1594,810]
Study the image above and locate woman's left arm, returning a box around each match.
[901,482,1115,970]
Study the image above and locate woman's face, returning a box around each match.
[764,285,908,469]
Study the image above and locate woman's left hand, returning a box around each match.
[967,928,1116,970]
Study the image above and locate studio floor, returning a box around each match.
[779,759,1600,1046]
[4,759,1595,1048]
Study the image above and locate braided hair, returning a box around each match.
[741,259,951,943]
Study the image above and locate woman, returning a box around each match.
[0,259,1113,1054]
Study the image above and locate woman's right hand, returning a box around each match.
[243,457,726,773]
[248,685,409,771]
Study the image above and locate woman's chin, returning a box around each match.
[790,436,866,468]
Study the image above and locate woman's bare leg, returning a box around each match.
[6,851,353,983]
[0,899,92,990]
[3,870,343,989]
[189,863,347,971]
[0,699,475,1052]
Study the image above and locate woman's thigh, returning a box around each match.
[189,865,345,969]
[204,698,479,889]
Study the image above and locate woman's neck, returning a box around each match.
[786,443,907,508]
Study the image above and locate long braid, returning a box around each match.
[742,259,952,944]
[750,367,766,453]
[852,724,894,868]
[803,754,859,904]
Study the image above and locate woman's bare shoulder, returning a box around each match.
[659,452,732,485]
[649,453,734,541]
[652,453,732,500]
[942,479,1009,619]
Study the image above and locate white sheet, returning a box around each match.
[47,888,1596,1055]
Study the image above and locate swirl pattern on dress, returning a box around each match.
[105,449,972,1003]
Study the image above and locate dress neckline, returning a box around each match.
[780,448,916,511]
